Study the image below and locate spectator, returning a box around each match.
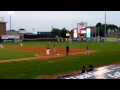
[88,65,94,72]
[80,66,87,74]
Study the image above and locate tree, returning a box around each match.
[60,27,70,38]
[99,26,104,37]
[19,28,25,30]
[118,27,120,32]
[119,27,120,29]
[51,28,61,37]
[51,27,70,38]
[104,24,118,34]
[96,22,101,27]
[96,22,119,37]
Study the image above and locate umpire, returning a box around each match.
[66,45,69,56]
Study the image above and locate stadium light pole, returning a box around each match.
[7,11,14,35]
[104,11,106,41]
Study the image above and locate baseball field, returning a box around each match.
[0,41,120,79]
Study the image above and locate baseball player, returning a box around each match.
[66,45,69,56]
[0,43,4,48]
[85,46,89,55]
[53,43,56,52]
[20,41,23,46]
[46,45,50,55]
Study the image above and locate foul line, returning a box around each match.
[0,57,39,63]
[48,56,84,63]
[48,51,99,63]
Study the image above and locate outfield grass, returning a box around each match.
[0,48,35,60]
[0,42,120,79]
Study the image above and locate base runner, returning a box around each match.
[46,45,50,55]
[20,41,23,46]
[0,43,4,48]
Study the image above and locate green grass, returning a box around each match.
[0,41,120,79]
[0,48,35,60]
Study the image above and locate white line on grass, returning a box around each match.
[48,56,85,63]
[48,51,99,63]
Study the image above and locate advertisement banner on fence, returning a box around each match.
[86,38,91,42]
[76,38,82,41]
[3,39,14,42]
[1,35,21,42]
[1,35,8,39]
[67,38,72,42]
[117,38,120,42]
[1,35,14,39]
[65,38,68,41]
[72,38,77,41]
[1,35,20,39]
[72,38,82,42]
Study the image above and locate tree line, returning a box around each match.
[51,23,120,38]
[96,22,120,37]
[51,27,70,38]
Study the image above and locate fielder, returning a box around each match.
[0,43,4,48]
[66,45,69,56]
[46,45,50,55]
[85,46,89,55]
[53,43,56,52]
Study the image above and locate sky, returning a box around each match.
[0,11,120,34]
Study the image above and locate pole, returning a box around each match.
[98,27,99,36]
[52,25,53,30]
[105,11,106,41]
[10,13,11,35]
[95,27,97,42]
[33,28,34,34]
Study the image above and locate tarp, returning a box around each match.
[58,65,120,79]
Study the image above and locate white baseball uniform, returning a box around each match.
[46,46,50,55]
[0,44,3,48]
[20,42,23,46]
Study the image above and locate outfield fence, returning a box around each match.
[1,37,120,42]
[22,37,120,42]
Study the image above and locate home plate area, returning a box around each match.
[57,65,120,79]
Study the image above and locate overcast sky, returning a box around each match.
[0,11,120,34]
